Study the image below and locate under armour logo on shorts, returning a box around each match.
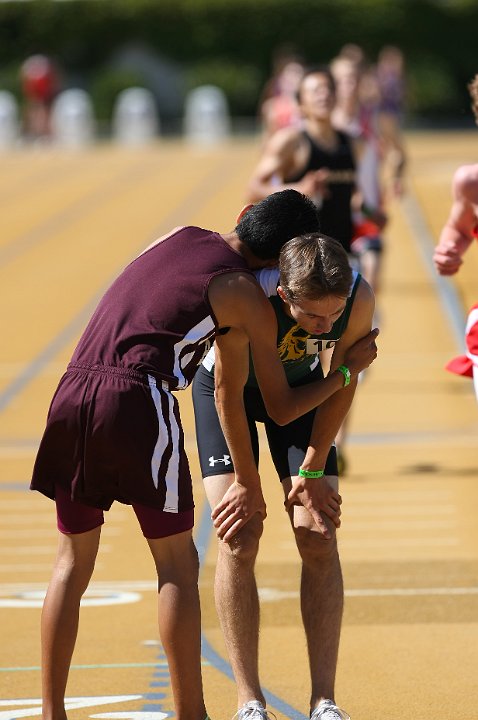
[209,454,231,467]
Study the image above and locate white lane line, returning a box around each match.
[0,694,146,718]
[0,589,141,608]
[1,579,475,601]
[257,586,478,601]
[401,192,466,350]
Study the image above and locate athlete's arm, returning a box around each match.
[434,165,478,276]
[209,272,378,427]
[246,129,328,203]
[208,272,377,539]
[287,278,376,537]
[211,325,267,541]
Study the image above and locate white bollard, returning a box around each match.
[0,91,19,148]
[51,89,95,147]
[184,85,231,145]
[112,87,159,146]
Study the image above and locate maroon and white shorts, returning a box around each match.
[31,363,194,537]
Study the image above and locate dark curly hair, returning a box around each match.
[235,189,320,260]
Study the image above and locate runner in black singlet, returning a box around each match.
[284,129,355,253]
[247,65,356,256]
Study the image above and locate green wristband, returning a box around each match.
[298,468,324,478]
[337,365,351,387]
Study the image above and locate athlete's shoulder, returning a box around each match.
[136,226,186,257]
[208,270,267,307]
[349,275,375,319]
[453,164,478,201]
[355,274,375,302]
[208,271,272,328]
[266,125,304,153]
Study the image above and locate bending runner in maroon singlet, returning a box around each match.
[31,189,378,720]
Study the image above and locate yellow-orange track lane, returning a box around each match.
[0,132,477,720]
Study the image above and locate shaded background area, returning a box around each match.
[0,0,478,135]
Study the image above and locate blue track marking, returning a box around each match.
[0,155,234,415]
[0,295,101,413]
[401,193,466,350]
[2,160,466,718]
[195,500,308,720]
[141,647,172,715]
[189,187,470,720]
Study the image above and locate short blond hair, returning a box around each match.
[279,233,352,303]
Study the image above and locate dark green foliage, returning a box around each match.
[0,0,477,123]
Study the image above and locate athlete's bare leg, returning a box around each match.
[204,473,265,708]
[147,530,207,720]
[283,476,344,711]
[41,526,101,720]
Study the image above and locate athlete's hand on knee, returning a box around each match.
[212,480,266,542]
[344,327,379,375]
[286,476,342,539]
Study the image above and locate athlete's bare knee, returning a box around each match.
[52,529,100,592]
[148,531,200,585]
[294,524,338,564]
[219,514,263,562]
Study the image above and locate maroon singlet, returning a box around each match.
[31,227,250,512]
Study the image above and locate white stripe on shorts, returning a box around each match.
[147,375,180,513]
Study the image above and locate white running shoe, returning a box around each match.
[310,699,350,720]
[236,700,275,720]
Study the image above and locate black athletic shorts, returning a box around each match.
[192,364,338,481]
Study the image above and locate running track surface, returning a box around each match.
[1,132,477,720]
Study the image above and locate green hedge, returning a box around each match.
[1,0,477,122]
